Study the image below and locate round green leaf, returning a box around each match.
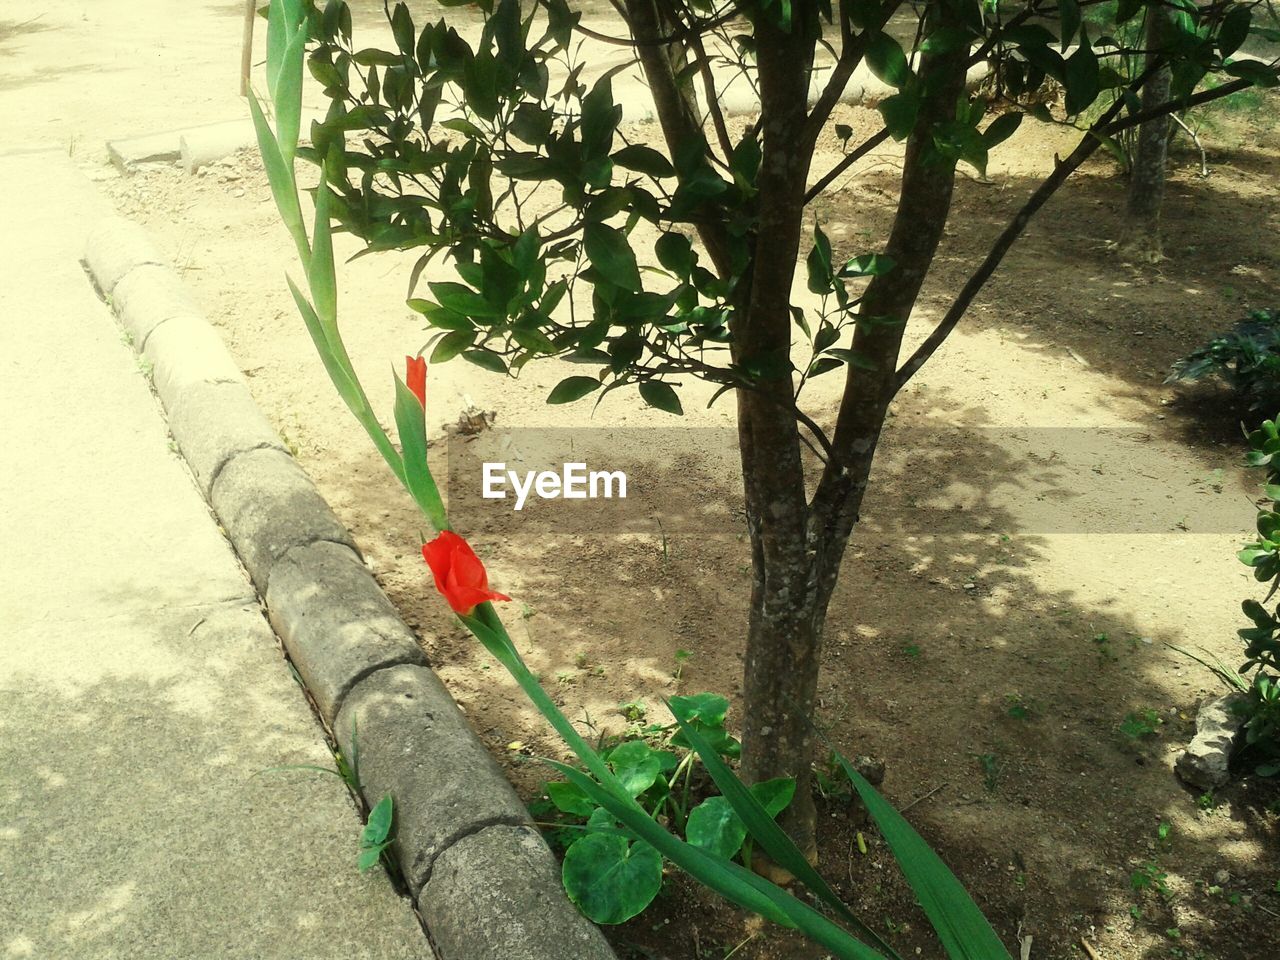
[362,794,394,846]
[561,833,663,924]
[686,795,749,860]
[546,780,596,817]
[607,740,662,796]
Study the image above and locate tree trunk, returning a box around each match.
[737,5,962,865]
[1123,9,1174,262]
[733,9,821,859]
[738,6,969,860]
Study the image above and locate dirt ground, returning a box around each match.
[9,2,1278,958]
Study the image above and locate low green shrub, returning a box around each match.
[1229,415,1280,774]
[1168,309,1280,410]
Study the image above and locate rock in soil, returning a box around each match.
[1174,692,1249,791]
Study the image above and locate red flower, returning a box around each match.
[406,355,427,407]
[422,530,511,615]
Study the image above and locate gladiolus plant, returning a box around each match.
[251,3,1014,957]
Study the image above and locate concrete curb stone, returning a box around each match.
[166,379,288,497]
[334,664,532,894]
[267,542,428,724]
[112,263,205,348]
[422,824,616,960]
[211,446,359,594]
[83,212,619,960]
[143,315,248,406]
[84,217,168,296]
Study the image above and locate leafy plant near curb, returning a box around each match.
[259,720,400,872]
[251,4,1016,956]
[359,794,396,872]
[534,692,797,924]
[1222,414,1280,775]
[1168,308,1280,411]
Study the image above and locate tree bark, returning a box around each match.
[1123,9,1174,262]
[738,5,968,859]
[733,9,821,859]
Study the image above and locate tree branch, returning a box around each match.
[621,0,734,274]
[555,0,745,48]
[892,72,1263,393]
[804,126,890,203]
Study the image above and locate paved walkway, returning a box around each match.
[0,153,432,958]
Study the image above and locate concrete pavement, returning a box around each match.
[0,151,433,959]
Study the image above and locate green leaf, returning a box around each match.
[309,184,338,329]
[547,779,596,817]
[866,32,910,88]
[669,707,899,957]
[430,329,475,363]
[1063,38,1100,116]
[362,794,394,846]
[920,26,971,56]
[357,842,388,872]
[390,1,415,55]
[580,76,623,159]
[669,692,729,727]
[583,222,642,292]
[428,281,505,319]
[249,93,308,261]
[607,741,663,796]
[547,376,602,404]
[1058,0,1080,51]
[688,779,796,860]
[611,144,675,179]
[638,380,684,415]
[806,223,835,294]
[274,26,307,166]
[1225,60,1279,88]
[352,48,404,67]
[547,762,893,959]
[392,372,448,530]
[686,796,749,859]
[982,112,1022,149]
[878,91,920,140]
[656,233,696,277]
[1219,7,1251,58]
[407,299,472,331]
[751,777,796,817]
[561,833,663,924]
[463,349,508,374]
[840,253,896,277]
[832,754,1014,960]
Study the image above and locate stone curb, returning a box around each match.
[83,215,617,960]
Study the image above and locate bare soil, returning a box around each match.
[19,1,1273,955]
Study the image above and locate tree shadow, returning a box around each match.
[324,368,1278,960]
[873,123,1280,464]
[2,599,415,957]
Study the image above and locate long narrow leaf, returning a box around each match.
[286,274,359,402]
[265,0,287,103]
[391,374,449,532]
[670,708,900,959]
[833,755,1013,960]
[548,762,890,960]
[308,184,341,344]
[286,276,407,485]
[274,25,308,166]
[249,93,309,262]
[463,616,617,788]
